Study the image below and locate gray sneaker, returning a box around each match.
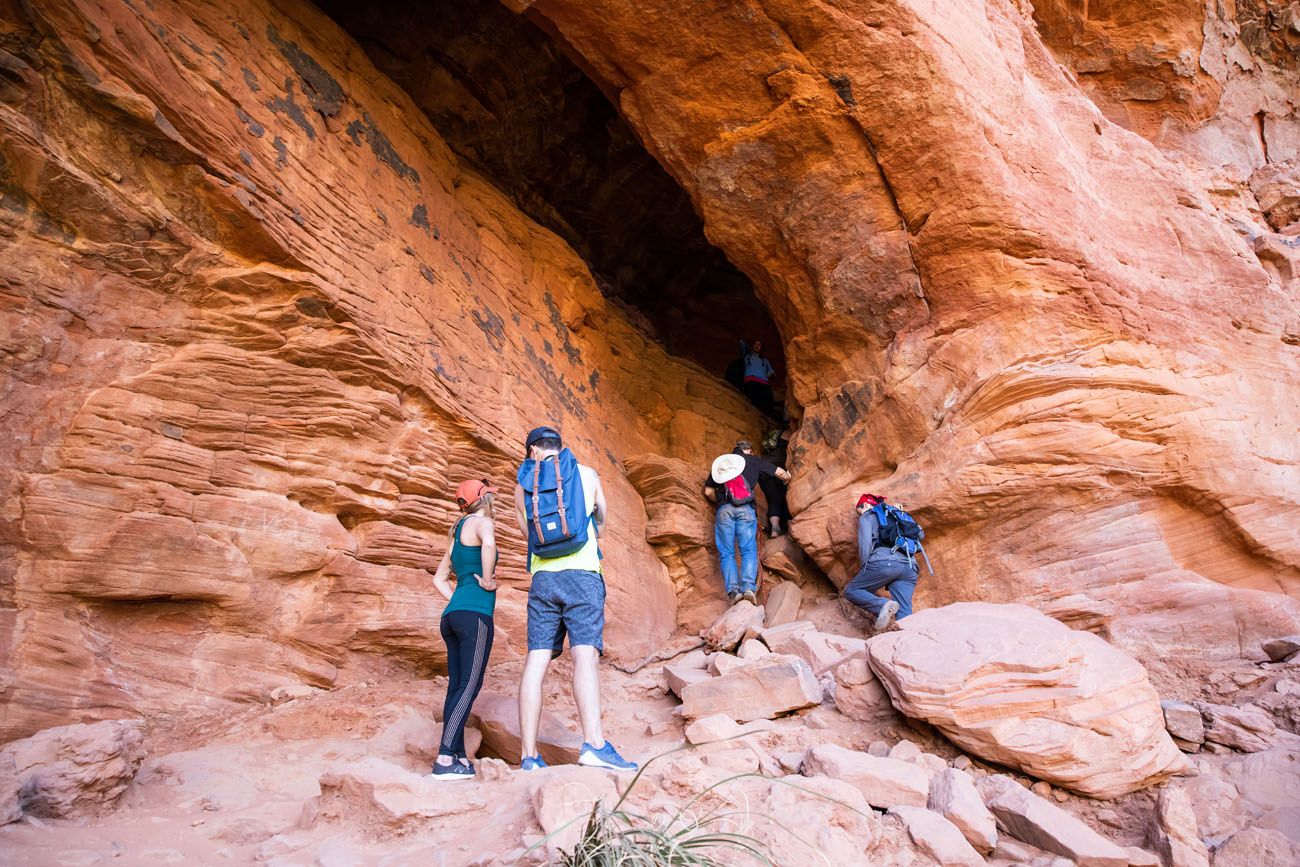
[741,590,758,605]
[728,591,742,606]
[874,600,900,631]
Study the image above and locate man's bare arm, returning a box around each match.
[591,470,607,533]
[514,483,529,541]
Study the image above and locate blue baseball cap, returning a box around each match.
[525,425,561,450]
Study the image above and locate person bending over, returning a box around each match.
[513,426,636,772]
[704,442,790,605]
[843,493,919,631]
[429,478,500,781]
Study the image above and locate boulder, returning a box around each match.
[708,653,750,677]
[1212,827,1299,867]
[1262,636,1300,663]
[978,774,1129,867]
[679,654,821,722]
[832,657,897,722]
[763,581,802,627]
[866,603,1189,798]
[1194,702,1276,752]
[684,714,742,745]
[2,720,146,818]
[737,638,770,660]
[663,663,713,698]
[0,753,21,825]
[888,805,984,867]
[929,768,997,852]
[801,744,929,808]
[701,601,764,652]
[1151,784,1209,867]
[1160,701,1205,746]
[317,758,478,831]
[532,768,618,859]
[764,627,866,676]
[889,740,922,762]
[468,693,582,765]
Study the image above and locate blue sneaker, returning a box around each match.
[520,755,548,771]
[578,741,638,772]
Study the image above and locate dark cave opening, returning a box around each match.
[316,0,785,386]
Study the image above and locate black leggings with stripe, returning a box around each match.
[438,610,494,757]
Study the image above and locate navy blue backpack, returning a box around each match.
[518,447,590,558]
[873,503,934,574]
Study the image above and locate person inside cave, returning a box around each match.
[428,478,500,781]
[759,423,793,537]
[740,338,778,418]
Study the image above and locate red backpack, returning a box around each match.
[720,474,756,507]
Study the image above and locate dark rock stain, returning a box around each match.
[266,25,344,116]
[471,307,505,349]
[419,264,434,284]
[409,204,430,230]
[266,79,316,140]
[241,66,261,92]
[236,106,265,138]
[524,342,586,419]
[828,74,856,106]
[272,136,288,168]
[543,292,582,365]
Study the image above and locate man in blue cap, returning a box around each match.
[512,425,637,772]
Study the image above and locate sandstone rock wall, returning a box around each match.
[0,0,758,741]
[513,0,1300,664]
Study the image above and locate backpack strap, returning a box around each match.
[553,454,569,537]
[530,460,544,543]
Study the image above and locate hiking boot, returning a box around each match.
[431,760,475,782]
[578,741,638,772]
[728,591,742,606]
[874,600,900,632]
[742,590,758,605]
[520,755,548,771]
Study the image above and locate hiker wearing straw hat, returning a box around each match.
[703,442,790,605]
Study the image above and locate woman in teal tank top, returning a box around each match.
[429,479,499,781]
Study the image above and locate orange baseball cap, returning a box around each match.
[455,478,498,511]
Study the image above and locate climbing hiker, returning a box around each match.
[759,424,793,537]
[704,442,790,605]
[513,426,637,773]
[741,339,777,417]
[844,493,932,631]
[428,478,500,781]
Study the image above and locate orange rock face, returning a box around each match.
[0,0,756,740]
[516,0,1300,667]
[1,0,1298,743]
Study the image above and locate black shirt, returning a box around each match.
[704,454,780,510]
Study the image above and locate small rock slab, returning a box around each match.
[701,601,764,652]
[469,692,582,765]
[1194,701,1276,752]
[532,767,618,859]
[1262,635,1300,663]
[679,654,820,722]
[978,774,1128,867]
[1160,700,1205,746]
[763,581,802,627]
[889,805,984,867]
[802,743,929,809]
[929,767,997,853]
[2,720,146,818]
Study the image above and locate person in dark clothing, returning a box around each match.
[703,444,790,605]
[843,493,917,631]
[758,426,793,536]
[740,340,777,417]
[429,478,500,781]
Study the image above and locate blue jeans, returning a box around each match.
[844,557,917,618]
[715,503,759,594]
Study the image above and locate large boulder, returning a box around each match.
[1,720,146,818]
[866,603,1188,797]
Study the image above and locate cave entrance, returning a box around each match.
[317,0,784,388]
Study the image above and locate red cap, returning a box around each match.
[456,479,498,511]
[857,493,886,508]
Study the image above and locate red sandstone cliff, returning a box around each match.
[0,0,1297,745]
